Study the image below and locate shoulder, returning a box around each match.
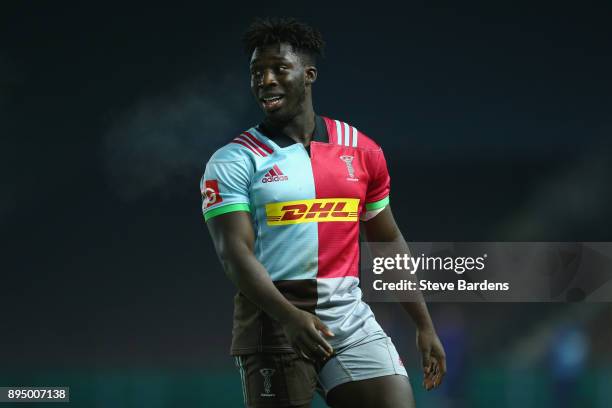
[208,127,275,163]
[320,116,382,151]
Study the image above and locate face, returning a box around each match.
[249,43,316,121]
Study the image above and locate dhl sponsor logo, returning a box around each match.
[266,198,360,225]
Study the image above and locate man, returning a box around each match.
[201,17,446,407]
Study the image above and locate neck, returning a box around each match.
[263,101,316,145]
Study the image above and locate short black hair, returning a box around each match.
[243,17,325,64]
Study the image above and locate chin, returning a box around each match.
[264,107,292,122]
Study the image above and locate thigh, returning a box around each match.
[327,374,415,408]
[234,353,317,408]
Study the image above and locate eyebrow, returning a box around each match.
[250,56,294,67]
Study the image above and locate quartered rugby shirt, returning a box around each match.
[201,115,391,355]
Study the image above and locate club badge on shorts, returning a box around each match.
[202,179,223,208]
[259,368,276,397]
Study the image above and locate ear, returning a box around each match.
[305,66,317,85]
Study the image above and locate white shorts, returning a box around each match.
[317,331,409,397]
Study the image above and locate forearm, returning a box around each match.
[400,301,435,331]
[220,245,298,324]
[368,220,435,331]
[391,236,435,331]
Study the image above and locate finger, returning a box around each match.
[434,361,444,381]
[424,362,443,389]
[430,361,444,388]
[423,362,439,391]
[313,318,335,338]
[422,376,434,391]
[306,333,333,360]
[301,335,327,361]
[294,339,315,361]
[293,344,309,360]
[302,333,329,360]
[421,350,432,375]
[307,329,333,356]
[434,373,442,388]
[300,350,314,361]
[314,344,332,361]
[433,370,443,388]
[432,359,439,376]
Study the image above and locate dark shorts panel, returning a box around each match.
[234,353,318,407]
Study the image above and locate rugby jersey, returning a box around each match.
[201,115,390,354]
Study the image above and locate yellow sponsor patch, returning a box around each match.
[266,198,360,225]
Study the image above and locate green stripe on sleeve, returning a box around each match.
[365,196,390,211]
[204,203,251,222]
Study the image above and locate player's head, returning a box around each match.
[243,17,325,121]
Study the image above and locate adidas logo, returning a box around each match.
[262,165,288,183]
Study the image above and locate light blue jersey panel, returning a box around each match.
[202,128,319,282]
[249,132,319,282]
[201,144,253,219]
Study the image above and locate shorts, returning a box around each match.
[233,332,409,407]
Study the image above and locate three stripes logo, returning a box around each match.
[262,165,288,183]
[231,131,274,157]
[333,119,359,147]
[266,198,360,225]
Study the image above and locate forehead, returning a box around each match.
[250,43,302,66]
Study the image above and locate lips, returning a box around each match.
[260,95,284,111]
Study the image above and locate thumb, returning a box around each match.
[313,317,335,337]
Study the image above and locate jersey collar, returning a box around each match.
[256,115,328,148]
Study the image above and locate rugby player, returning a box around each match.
[201,17,446,408]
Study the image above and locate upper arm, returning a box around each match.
[200,156,252,221]
[361,205,402,242]
[207,211,255,260]
[361,148,391,222]
[200,153,254,258]
[360,147,400,241]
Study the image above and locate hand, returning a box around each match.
[416,327,446,391]
[281,309,334,361]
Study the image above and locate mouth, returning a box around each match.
[260,95,284,111]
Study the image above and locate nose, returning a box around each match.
[259,70,278,88]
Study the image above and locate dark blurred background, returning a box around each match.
[1,2,611,407]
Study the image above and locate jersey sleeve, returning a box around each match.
[361,148,390,221]
[200,156,252,222]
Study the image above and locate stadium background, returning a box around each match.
[1,2,611,407]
